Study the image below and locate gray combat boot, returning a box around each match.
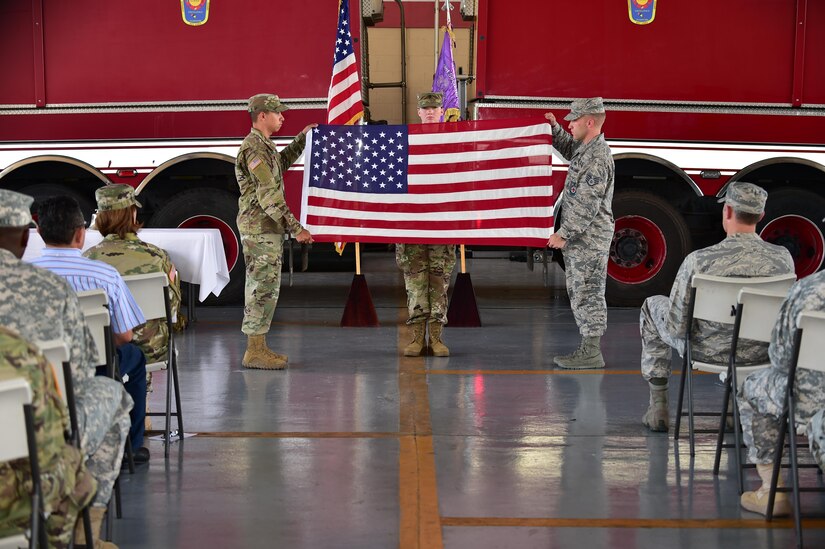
[642,381,669,432]
[553,338,585,365]
[555,336,605,369]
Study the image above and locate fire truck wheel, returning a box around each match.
[149,188,244,305]
[17,183,96,222]
[758,188,825,278]
[606,190,692,307]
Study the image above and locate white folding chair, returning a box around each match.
[674,273,796,456]
[766,310,825,548]
[123,272,183,458]
[76,288,108,313]
[75,304,131,533]
[0,377,46,549]
[31,339,96,545]
[708,288,791,488]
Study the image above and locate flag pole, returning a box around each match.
[460,244,466,274]
[355,242,361,275]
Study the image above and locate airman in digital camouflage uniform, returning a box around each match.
[737,269,825,516]
[639,183,794,433]
[397,92,456,357]
[0,189,131,549]
[0,326,97,548]
[85,184,182,417]
[808,409,825,473]
[235,94,317,370]
[544,98,615,369]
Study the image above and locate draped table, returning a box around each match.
[24,228,230,321]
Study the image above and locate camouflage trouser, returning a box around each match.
[640,295,685,380]
[0,446,97,548]
[75,377,132,506]
[564,244,608,337]
[807,410,825,471]
[396,244,456,325]
[738,366,825,464]
[241,234,284,336]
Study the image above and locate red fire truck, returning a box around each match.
[1,1,823,305]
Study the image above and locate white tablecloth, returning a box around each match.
[23,228,230,302]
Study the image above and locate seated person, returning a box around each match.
[738,269,825,516]
[28,196,149,464]
[84,184,181,365]
[0,326,97,548]
[807,409,825,472]
[639,182,794,432]
[0,189,131,549]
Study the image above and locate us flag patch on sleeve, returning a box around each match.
[248,158,262,170]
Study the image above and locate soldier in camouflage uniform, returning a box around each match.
[0,326,97,548]
[0,189,131,549]
[544,98,615,369]
[236,94,317,370]
[84,184,182,424]
[397,92,456,358]
[639,183,794,434]
[808,409,825,472]
[737,269,825,516]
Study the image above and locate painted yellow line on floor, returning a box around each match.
[418,369,702,376]
[193,431,399,438]
[440,516,825,529]
[398,319,443,548]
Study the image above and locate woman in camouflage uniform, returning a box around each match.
[84,185,182,427]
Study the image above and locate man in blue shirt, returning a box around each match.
[30,196,150,463]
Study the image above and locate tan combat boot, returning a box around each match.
[553,337,585,364]
[74,506,118,548]
[428,322,450,357]
[741,463,792,517]
[642,381,669,432]
[403,323,426,357]
[555,336,605,369]
[243,334,287,370]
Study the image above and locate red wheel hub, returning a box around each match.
[608,216,667,284]
[760,215,825,278]
[178,215,240,272]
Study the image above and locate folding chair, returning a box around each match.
[766,310,825,549]
[75,304,131,537]
[674,273,796,456]
[0,377,47,549]
[711,288,791,489]
[32,339,96,547]
[123,272,183,458]
[76,288,108,313]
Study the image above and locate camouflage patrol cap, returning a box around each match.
[717,182,768,215]
[564,97,606,121]
[247,94,289,114]
[95,184,142,212]
[0,189,33,227]
[417,92,444,109]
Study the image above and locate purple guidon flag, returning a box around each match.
[300,118,554,247]
[432,23,461,122]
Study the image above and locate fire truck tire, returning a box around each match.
[757,188,825,278]
[605,190,692,307]
[17,183,97,222]
[149,188,244,305]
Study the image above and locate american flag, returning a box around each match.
[300,118,554,246]
[327,0,363,125]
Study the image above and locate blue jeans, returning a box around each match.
[96,343,147,449]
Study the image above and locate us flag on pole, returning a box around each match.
[300,118,554,246]
[327,0,363,125]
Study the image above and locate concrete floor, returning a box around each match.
[114,252,825,548]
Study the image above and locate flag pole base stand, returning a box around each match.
[341,274,380,327]
[446,272,482,327]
